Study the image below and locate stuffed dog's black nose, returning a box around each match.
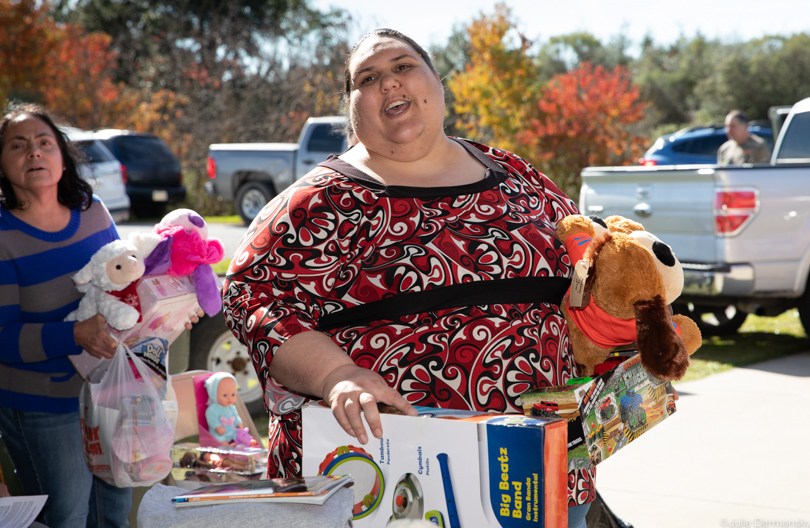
[652,241,676,267]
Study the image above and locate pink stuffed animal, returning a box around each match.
[148,209,224,316]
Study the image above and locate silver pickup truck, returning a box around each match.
[205,116,348,223]
[579,97,810,335]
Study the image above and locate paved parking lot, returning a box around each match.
[595,352,810,528]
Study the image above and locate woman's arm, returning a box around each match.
[269,330,416,445]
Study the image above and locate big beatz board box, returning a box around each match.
[519,354,676,470]
[302,404,567,528]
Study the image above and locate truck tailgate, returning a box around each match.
[579,165,717,263]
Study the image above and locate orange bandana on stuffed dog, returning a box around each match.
[563,232,681,350]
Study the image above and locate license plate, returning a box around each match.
[152,190,169,202]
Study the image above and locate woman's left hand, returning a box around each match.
[322,364,418,445]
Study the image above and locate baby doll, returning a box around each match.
[204,372,243,445]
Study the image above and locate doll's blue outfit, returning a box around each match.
[204,372,240,444]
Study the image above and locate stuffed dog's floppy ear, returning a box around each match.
[634,294,690,380]
[574,231,613,310]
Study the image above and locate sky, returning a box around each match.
[312,0,809,53]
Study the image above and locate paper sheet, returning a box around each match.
[0,495,47,528]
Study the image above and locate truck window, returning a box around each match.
[776,112,810,162]
[306,124,345,153]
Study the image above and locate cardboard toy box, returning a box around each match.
[519,354,676,471]
[303,404,568,528]
[70,274,202,379]
[111,274,201,346]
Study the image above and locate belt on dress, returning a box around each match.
[317,276,571,331]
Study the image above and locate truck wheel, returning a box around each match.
[235,182,273,225]
[674,303,748,336]
[798,289,810,338]
[189,312,265,416]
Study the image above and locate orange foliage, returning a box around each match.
[447,3,539,155]
[109,87,191,159]
[43,25,123,129]
[0,0,126,130]
[517,62,647,195]
[0,0,58,103]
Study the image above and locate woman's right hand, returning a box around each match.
[73,314,118,359]
[321,363,417,445]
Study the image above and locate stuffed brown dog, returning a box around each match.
[557,215,702,380]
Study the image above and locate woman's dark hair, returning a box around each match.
[0,101,93,211]
[342,28,438,105]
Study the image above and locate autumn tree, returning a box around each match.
[447,3,540,156]
[0,0,126,130]
[0,0,59,104]
[53,0,352,216]
[42,26,124,128]
[517,63,647,198]
[431,24,472,137]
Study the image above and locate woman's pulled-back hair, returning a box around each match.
[342,28,438,102]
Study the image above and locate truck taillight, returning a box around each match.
[120,165,128,185]
[714,189,758,236]
[207,156,216,179]
[639,158,657,166]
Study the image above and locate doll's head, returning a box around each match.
[205,372,237,407]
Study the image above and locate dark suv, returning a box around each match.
[95,129,186,218]
[639,124,773,166]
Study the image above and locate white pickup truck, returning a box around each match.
[205,116,348,223]
[579,97,810,336]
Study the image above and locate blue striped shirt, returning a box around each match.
[0,197,119,413]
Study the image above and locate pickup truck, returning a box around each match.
[205,116,348,223]
[579,97,810,336]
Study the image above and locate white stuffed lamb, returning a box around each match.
[65,240,146,331]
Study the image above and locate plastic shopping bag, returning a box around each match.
[79,342,178,487]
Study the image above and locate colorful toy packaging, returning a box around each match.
[519,353,676,470]
[111,274,202,346]
[69,208,223,379]
[169,443,267,488]
[302,404,568,528]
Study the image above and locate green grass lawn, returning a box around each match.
[212,259,231,275]
[206,215,243,225]
[681,308,808,382]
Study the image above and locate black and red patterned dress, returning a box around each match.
[222,138,596,505]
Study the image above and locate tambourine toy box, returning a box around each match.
[302,404,567,528]
[519,353,676,470]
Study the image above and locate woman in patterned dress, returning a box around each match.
[223,29,594,526]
